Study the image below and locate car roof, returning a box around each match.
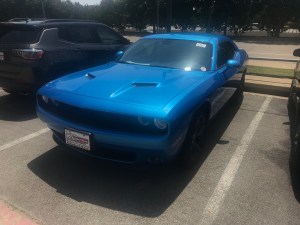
[0,19,105,29]
[143,33,230,43]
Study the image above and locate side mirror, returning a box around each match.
[227,59,241,68]
[115,51,124,58]
[293,49,300,57]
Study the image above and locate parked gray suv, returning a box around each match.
[288,48,300,172]
[0,18,130,94]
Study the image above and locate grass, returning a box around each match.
[247,65,294,78]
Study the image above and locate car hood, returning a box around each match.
[45,63,206,110]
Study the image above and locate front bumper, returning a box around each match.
[0,63,45,92]
[0,66,41,92]
[37,105,185,164]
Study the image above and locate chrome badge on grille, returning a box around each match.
[0,52,4,61]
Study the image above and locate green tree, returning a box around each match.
[226,0,263,36]
[95,0,116,26]
[256,0,293,37]
[123,0,149,31]
[173,0,198,31]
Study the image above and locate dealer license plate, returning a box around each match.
[65,129,91,151]
[0,52,3,61]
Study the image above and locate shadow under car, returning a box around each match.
[27,99,241,217]
[0,93,37,121]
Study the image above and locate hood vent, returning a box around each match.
[132,82,158,87]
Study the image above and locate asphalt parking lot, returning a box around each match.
[0,90,300,225]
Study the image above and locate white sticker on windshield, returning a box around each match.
[201,67,207,72]
[196,43,207,48]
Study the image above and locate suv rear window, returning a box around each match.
[0,25,41,44]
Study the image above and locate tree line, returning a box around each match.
[0,0,299,37]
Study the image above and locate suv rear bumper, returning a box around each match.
[0,67,42,92]
[0,77,40,92]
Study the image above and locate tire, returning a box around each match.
[288,96,296,140]
[179,112,207,168]
[290,100,300,172]
[231,72,245,105]
[288,83,296,124]
[288,95,294,119]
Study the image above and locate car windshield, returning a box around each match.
[118,38,213,71]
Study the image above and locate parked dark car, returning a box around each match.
[288,48,300,172]
[0,18,130,94]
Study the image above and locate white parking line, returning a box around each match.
[199,96,272,225]
[0,128,50,152]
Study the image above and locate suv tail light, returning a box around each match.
[12,49,45,60]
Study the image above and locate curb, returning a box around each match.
[247,72,293,79]
[245,74,290,97]
[249,57,298,63]
[245,82,290,97]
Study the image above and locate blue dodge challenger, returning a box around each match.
[37,33,248,166]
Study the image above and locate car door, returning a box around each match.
[209,41,239,118]
[94,25,130,63]
[55,24,99,75]
[57,24,129,73]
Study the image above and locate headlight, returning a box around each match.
[138,117,150,126]
[41,95,49,104]
[154,118,168,130]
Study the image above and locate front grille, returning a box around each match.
[38,95,167,136]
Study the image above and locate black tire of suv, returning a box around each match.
[290,100,300,172]
[231,70,245,105]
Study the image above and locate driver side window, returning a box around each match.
[217,41,236,68]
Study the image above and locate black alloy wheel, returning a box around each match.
[180,113,207,167]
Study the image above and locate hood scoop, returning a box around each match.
[132,82,158,87]
[110,82,159,98]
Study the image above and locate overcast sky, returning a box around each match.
[70,0,101,5]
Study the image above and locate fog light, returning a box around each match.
[154,118,168,130]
